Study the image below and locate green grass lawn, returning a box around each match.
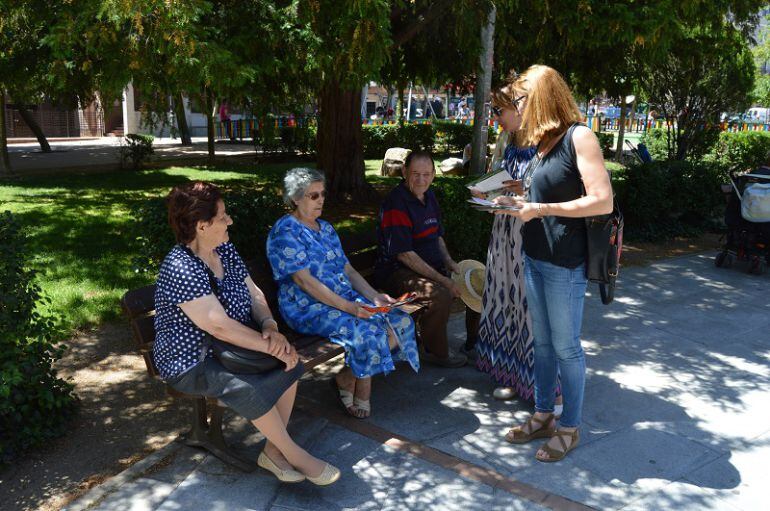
[0,163,308,334]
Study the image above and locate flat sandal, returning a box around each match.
[505,413,556,444]
[536,428,580,462]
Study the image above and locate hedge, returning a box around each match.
[131,185,287,275]
[0,211,76,464]
[432,177,494,262]
[361,124,434,159]
[709,130,770,172]
[612,160,727,241]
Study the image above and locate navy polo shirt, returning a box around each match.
[375,181,445,283]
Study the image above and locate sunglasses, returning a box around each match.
[305,190,326,201]
[491,95,527,117]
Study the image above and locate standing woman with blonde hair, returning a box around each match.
[493,65,613,462]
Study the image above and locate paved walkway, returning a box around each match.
[64,253,769,511]
[7,137,258,173]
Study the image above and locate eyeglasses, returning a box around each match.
[305,190,326,201]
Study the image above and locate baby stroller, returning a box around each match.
[715,166,770,274]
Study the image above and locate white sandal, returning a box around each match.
[330,378,357,417]
[353,397,371,418]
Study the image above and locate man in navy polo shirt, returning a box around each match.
[375,150,478,368]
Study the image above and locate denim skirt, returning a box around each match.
[167,357,305,420]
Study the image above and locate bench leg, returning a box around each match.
[181,397,256,472]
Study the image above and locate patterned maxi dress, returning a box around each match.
[266,215,420,378]
[476,144,539,400]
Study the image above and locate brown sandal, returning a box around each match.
[505,413,556,444]
[536,428,580,462]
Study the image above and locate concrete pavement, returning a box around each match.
[64,253,770,511]
[6,137,259,174]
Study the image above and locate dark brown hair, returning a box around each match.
[166,181,222,244]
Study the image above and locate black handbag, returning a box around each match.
[584,202,624,304]
[566,125,625,305]
[180,245,284,374]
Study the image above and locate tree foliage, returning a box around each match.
[636,24,755,160]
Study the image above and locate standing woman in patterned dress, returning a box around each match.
[267,168,420,420]
[470,78,562,418]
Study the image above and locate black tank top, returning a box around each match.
[522,124,587,268]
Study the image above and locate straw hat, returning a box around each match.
[451,259,486,313]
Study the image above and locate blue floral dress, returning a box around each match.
[266,214,420,378]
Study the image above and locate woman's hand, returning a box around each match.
[501,179,524,196]
[492,200,540,222]
[372,293,396,306]
[347,301,375,319]
[263,327,291,356]
[469,187,487,199]
[275,344,299,371]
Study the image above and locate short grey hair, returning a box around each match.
[282,167,325,207]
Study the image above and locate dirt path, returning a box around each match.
[0,323,188,511]
[0,232,724,511]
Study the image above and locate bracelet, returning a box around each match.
[537,203,545,217]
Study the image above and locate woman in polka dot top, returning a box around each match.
[153,181,340,485]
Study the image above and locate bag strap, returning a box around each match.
[179,245,222,361]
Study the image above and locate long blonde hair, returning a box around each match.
[510,65,582,147]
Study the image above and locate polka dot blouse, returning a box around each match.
[153,242,251,380]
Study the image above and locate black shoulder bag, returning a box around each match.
[180,246,284,374]
[567,126,624,305]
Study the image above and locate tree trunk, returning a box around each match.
[614,98,627,162]
[204,89,216,165]
[397,84,405,125]
[317,79,375,202]
[470,2,496,176]
[0,90,11,175]
[15,102,51,153]
[174,94,192,146]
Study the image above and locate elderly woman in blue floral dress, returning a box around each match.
[267,168,420,419]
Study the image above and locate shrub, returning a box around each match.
[613,160,727,241]
[131,184,287,274]
[0,211,76,464]
[361,123,435,158]
[596,132,614,157]
[431,177,494,262]
[433,120,498,154]
[640,128,672,161]
[119,133,155,170]
[640,126,720,161]
[709,130,770,172]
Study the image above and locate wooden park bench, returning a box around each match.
[121,231,421,472]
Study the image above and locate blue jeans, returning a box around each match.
[524,255,588,428]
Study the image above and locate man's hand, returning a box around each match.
[263,327,291,356]
[446,260,461,275]
[442,276,462,298]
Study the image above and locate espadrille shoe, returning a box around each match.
[306,463,341,486]
[257,452,305,483]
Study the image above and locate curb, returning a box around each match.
[62,441,184,511]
